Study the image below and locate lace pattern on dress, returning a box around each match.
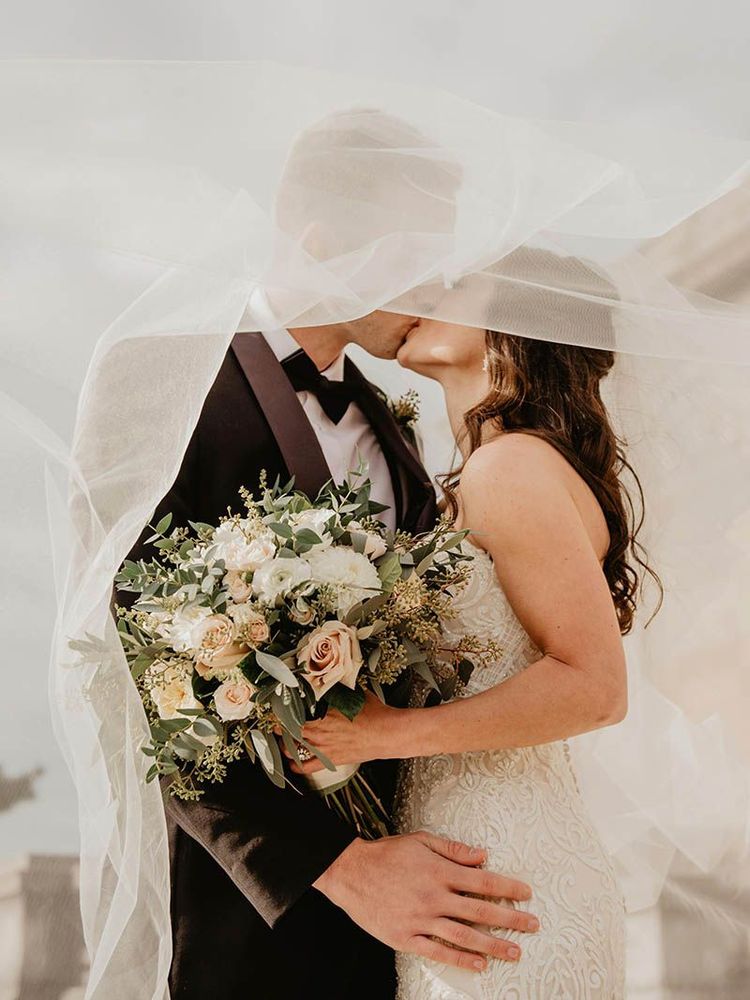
[395,546,626,999]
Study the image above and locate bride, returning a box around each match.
[296,319,661,998]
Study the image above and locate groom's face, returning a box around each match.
[346,310,420,360]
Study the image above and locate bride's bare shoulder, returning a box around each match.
[460,433,567,493]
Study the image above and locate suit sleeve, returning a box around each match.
[123,414,358,929]
[162,760,357,928]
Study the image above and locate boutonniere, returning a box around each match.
[386,388,420,432]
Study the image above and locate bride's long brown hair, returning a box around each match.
[440,332,662,634]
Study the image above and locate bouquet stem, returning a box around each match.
[308,765,390,839]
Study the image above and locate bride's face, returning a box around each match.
[397,319,486,380]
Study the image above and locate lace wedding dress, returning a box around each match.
[395,545,626,999]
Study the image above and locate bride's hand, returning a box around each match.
[285,692,400,773]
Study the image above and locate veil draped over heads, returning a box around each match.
[1,53,749,999]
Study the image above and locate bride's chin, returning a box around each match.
[396,336,437,379]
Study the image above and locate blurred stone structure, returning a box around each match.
[0,856,85,1000]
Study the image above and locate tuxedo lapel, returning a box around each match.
[231,332,331,499]
[344,358,436,533]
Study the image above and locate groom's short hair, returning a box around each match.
[274,107,461,258]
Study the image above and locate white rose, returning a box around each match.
[212,523,277,572]
[297,620,363,700]
[307,546,382,616]
[289,508,335,546]
[214,678,256,721]
[165,604,213,653]
[150,665,201,720]
[192,614,248,679]
[224,570,253,603]
[251,555,313,604]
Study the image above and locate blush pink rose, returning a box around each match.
[297,620,363,700]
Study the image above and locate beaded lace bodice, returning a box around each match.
[395,545,626,999]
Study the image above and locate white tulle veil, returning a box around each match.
[1,45,750,1000]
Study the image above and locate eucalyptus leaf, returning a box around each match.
[411,659,441,693]
[370,678,386,703]
[403,637,426,664]
[280,727,303,764]
[159,718,193,734]
[344,591,388,626]
[298,736,336,772]
[438,530,469,552]
[295,528,322,546]
[154,512,173,535]
[193,718,222,739]
[271,692,302,739]
[268,521,293,539]
[357,619,386,640]
[251,731,285,788]
[376,551,402,592]
[256,650,300,688]
[415,552,435,575]
[188,521,214,538]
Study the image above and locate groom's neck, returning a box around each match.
[288,325,350,372]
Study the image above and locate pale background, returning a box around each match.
[1,2,749,998]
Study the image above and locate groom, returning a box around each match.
[129,110,538,999]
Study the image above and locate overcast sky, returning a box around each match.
[2,1,748,133]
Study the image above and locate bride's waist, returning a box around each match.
[400,739,575,785]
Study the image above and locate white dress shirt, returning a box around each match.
[262,328,397,531]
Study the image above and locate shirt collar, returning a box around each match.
[261,327,345,383]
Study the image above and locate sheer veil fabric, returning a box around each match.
[1,52,750,999]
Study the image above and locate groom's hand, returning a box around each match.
[313,831,539,971]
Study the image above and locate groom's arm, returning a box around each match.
[163,758,357,928]
[122,396,361,927]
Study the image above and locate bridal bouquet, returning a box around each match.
[114,472,490,836]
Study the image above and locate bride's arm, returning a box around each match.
[297,436,628,766]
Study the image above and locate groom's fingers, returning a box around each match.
[449,895,540,934]
[408,935,488,973]
[449,862,533,904]
[430,919,523,963]
[412,831,488,867]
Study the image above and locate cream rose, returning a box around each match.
[214,678,256,721]
[224,569,253,603]
[150,665,201,720]
[252,555,312,604]
[227,604,270,645]
[192,614,248,678]
[297,620,363,700]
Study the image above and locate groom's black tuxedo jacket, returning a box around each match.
[127,332,436,1000]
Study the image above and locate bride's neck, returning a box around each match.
[440,367,496,459]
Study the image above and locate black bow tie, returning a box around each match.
[282,350,361,424]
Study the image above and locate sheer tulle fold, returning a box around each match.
[1,58,749,998]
